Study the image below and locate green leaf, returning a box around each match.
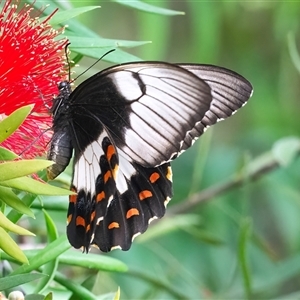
[10,235,71,275]
[14,247,128,273]
[33,210,59,293]
[113,0,184,15]
[54,272,98,300]
[6,193,40,224]
[42,6,101,25]
[0,273,47,290]
[58,250,128,273]
[238,218,253,298]
[0,227,28,264]
[0,160,53,182]
[0,176,74,195]
[43,293,53,300]
[71,47,142,63]
[0,105,33,143]
[0,186,34,217]
[66,35,151,48]
[69,275,97,300]
[272,136,300,167]
[0,211,34,236]
[0,147,18,160]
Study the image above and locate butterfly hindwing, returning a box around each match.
[92,158,173,252]
[67,129,119,251]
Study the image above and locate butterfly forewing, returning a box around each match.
[68,62,213,167]
[48,60,253,252]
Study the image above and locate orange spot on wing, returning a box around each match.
[104,170,112,183]
[91,211,96,222]
[97,191,105,202]
[106,144,115,162]
[108,222,120,229]
[149,172,160,183]
[126,208,140,219]
[76,216,85,227]
[86,224,91,232]
[69,194,77,203]
[139,190,153,201]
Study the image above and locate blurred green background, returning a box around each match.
[28,1,300,299]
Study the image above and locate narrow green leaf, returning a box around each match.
[6,193,39,224]
[238,218,253,299]
[0,273,47,290]
[54,271,98,300]
[33,210,59,293]
[113,0,184,15]
[58,250,128,273]
[0,105,33,143]
[43,293,53,300]
[66,35,151,48]
[69,275,97,300]
[43,6,100,25]
[10,235,71,275]
[71,53,84,65]
[0,186,34,217]
[0,211,34,236]
[72,47,142,63]
[272,136,300,166]
[19,248,128,273]
[0,147,18,160]
[43,209,59,241]
[0,160,53,182]
[0,227,28,264]
[0,176,73,195]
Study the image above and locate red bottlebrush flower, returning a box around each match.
[0,0,68,158]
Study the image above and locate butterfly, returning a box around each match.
[47,61,253,252]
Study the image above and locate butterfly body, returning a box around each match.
[47,61,253,252]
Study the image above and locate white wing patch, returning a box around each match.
[115,148,137,194]
[73,131,107,197]
[108,71,143,101]
[114,64,213,166]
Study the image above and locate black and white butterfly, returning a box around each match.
[47,61,253,252]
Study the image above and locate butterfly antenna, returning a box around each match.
[73,49,116,81]
[65,43,72,81]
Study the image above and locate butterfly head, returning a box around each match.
[51,81,72,118]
